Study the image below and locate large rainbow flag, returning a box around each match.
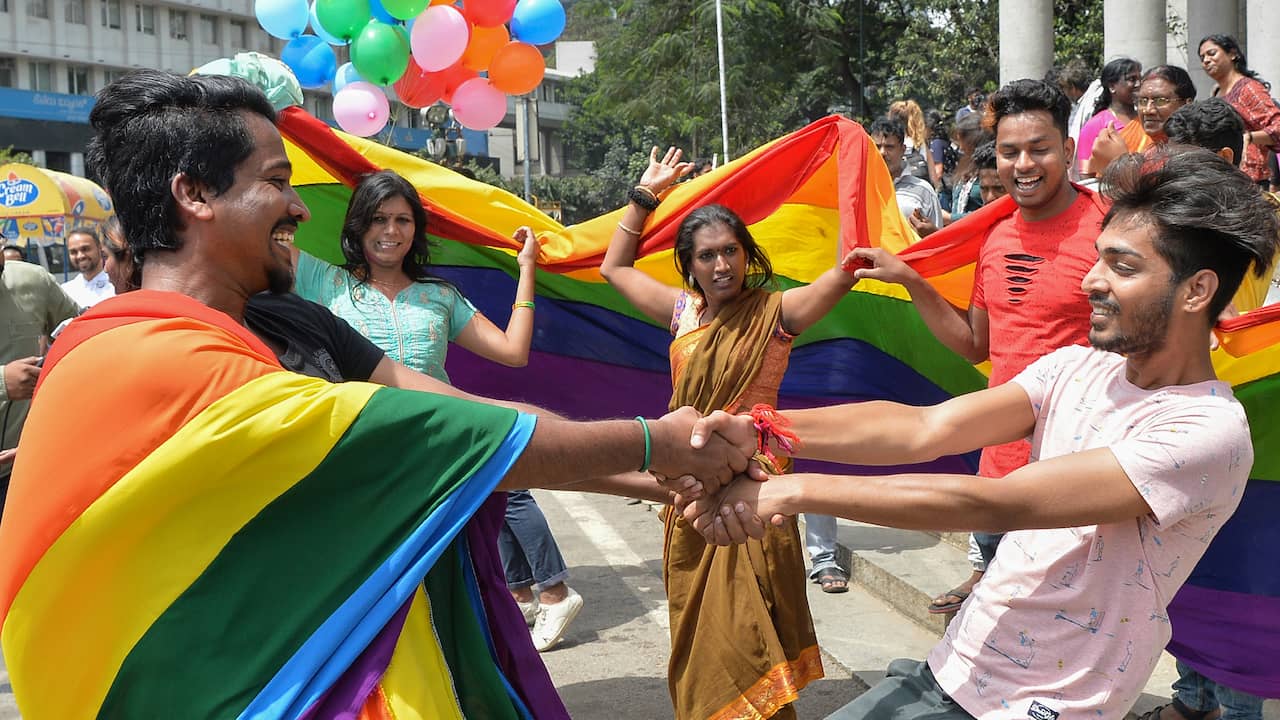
[0,290,559,718]
[280,107,1280,699]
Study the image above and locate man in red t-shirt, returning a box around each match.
[853,79,1109,612]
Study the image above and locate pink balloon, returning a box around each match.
[333,81,390,136]
[450,77,508,130]
[410,5,470,72]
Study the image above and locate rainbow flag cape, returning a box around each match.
[279,107,1280,698]
[0,290,553,718]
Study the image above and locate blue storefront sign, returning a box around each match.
[0,88,95,124]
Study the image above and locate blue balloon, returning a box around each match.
[255,0,309,39]
[308,0,348,45]
[281,34,337,89]
[510,0,565,46]
[332,62,363,93]
[368,0,396,25]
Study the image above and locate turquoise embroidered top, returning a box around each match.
[294,252,477,383]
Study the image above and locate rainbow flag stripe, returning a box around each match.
[279,107,1280,698]
[0,290,544,718]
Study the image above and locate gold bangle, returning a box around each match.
[512,300,535,310]
[634,185,659,200]
[617,221,643,236]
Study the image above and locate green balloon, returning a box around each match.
[350,19,410,85]
[380,0,426,21]
[314,0,370,41]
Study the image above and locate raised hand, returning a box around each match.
[638,146,695,196]
[844,247,920,287]
[514,226,540,268]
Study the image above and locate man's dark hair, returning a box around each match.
[972,140,998,171]
[1101,145,1280,321]
[1164,99,1246,167]
[85,70,277,264]
[985,79,1072,139]
[867,116,905,143]
[1141,65,1196,103]
[1058,58,1094,94]
[67,225,101,244]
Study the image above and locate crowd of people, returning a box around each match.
[0,30,1277,720]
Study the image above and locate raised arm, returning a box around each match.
[599,146,692,325]
[850,246,990,363]
[778,251,860,335]
[452,226,539,367]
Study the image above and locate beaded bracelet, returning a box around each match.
[634,416,652,472]
[512,300,535,310]
[627,186,660,212]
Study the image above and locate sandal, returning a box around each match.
[927,587,970,614]
[817,567,849,594]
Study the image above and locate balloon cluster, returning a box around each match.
[258,0,565,136]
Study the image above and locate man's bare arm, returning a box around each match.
[368,356,559,417]
[691,447,1150,544]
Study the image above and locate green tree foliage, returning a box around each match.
[0,147,33,165]
[479,0,1102,222]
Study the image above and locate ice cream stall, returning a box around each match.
[0,162,114,279]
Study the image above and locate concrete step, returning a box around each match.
[832,519,972,635]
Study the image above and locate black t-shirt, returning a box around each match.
[244,292,384,383]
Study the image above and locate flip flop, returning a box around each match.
[817,567,849,594]
[927,587,970,614]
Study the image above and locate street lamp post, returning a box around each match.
[421,102,467,164]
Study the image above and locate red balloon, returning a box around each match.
[437,60,480,103]
[464,0,516,27]
[394,63,447,108]
[488,41,545,95]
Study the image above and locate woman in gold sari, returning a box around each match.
[600,147,860,720]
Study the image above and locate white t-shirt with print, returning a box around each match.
[928,345,1251,720]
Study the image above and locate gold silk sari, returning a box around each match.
[664,288,822,720]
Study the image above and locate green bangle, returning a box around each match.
[512,300,535,310]
[634,416,652,472]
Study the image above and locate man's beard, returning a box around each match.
[266,264,293,295]
[1088,286,1175,356]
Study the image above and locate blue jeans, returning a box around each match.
[1172,661,1264,720]
[804,514,842,578]
[498,490,569,591]
[973,531,1003,570]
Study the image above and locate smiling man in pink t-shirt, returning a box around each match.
[680,146,1278,720]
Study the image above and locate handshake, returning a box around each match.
[646,407,793,546]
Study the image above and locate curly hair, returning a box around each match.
[1164,99,1245,166]
[985,79,1072,139]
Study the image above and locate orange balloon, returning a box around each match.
[461,23,509,71]
[488,41,545,95]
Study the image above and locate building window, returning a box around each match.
[134,3,154,34]
[26,0,47,18]
[0,0,7,12]
[67,65,92,94]
[100,0,119,28]
[199,13,217,44]
[28,61,53,91]
[229,18,246,48]
[0,58,15,88]
[65,0,85,22]
[104,68,125,84]
[168,8,186,39]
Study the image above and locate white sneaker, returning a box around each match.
[516,598,539,627]
[530,587,583,652]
